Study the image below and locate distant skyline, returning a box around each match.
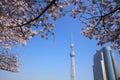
[0,15,120,80]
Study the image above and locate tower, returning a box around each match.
[93,47,120,80]
[70,41,76,80]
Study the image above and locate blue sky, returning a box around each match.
[0,15,120,80]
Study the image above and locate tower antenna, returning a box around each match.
[70,33,73,44]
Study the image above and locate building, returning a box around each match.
[93,47,120,80]
[70,41,76,80]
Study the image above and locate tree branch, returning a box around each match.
[89,7,120,21]
[102,7,120,17]
[9,0,57,28]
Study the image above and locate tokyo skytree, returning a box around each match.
[70,40,76,80]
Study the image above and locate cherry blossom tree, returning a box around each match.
[0,0,120,71]
[0,51,21,72]
[79,0,120,51]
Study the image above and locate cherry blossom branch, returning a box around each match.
[102,7,120,17]
[87,7,120,20]
[9,0,57,28]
